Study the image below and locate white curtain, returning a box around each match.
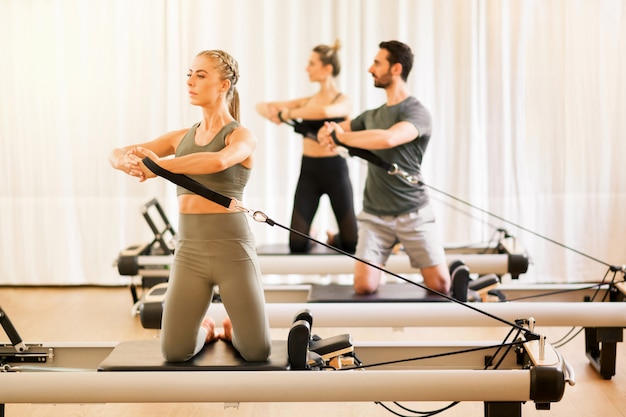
[0,0,623,285]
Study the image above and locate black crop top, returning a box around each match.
[292,117,346,140]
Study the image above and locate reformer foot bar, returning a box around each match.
[210,300,626,329]
[138,283,626,328]
[137,280,626,380]
[0,333,573,417]
[0,341,570,401]
[117,243,528,289]
[257,250,527,276]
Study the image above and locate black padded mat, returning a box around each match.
[99,339,289,371]
[307,283,447,303]
[257,243,339,255]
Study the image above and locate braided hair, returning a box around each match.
[196,50,241,122]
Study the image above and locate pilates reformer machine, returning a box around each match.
[0,301,575,417]
[116,198,530,304]
[3,156,618,416]
[120,158,625,384]
[136,273,626,381]
[130,197,625,381]
[119,195,625,381]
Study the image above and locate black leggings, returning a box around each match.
[289,155,358,253]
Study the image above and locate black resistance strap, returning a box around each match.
[328,130,394,171]
[278,113,420,184]
[142,158,233,209]
[329,130,421,184]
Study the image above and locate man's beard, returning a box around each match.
[373,71,393,88]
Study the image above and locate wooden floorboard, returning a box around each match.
[0,286,624,417]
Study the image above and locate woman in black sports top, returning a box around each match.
[256,40,358,253]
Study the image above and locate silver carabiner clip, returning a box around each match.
[401,172,421,185]
[228,198,249,214]
[387,163,421,185]
[229,199,273,225]
[252,211,270,223]
[387,163,400,175]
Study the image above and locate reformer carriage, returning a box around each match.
[1,303,575,417]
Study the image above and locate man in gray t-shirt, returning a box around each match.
[319,41,451,296]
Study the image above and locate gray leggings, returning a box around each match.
[160,212,271,362]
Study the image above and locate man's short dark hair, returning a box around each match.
[379,41,414,81]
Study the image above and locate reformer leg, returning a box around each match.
[484,401,521,417]
[585,326,622,379]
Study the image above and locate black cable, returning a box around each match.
[429,193,506,242]
[270,224,539,337]
[490,329,523,370]
[505,282,606,302]
[312,134,607,277]
[339,340,527,371]
[554,328,585,349]
[376,401,460,417]
[552,326,580,346]
[378,328,522,417]
[548,268,620,348]
[394,401,460,416]
[423,183,615,269]
[506,267,616,302]
[279,121,620,275]
[290,120,622,284]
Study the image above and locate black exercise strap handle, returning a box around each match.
[277,115,392,171]
[277,111,296,127]
[278,116,421,184]
[279,117,403,175]
[142,157,234,209]
[328,130,393,171]
[329,131,422,185]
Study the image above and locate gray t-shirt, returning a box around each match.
[350,96,431,216]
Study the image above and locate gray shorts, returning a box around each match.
[355,205,446,269]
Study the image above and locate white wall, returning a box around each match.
[0,0,624,285]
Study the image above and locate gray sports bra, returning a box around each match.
[175,121,250,200]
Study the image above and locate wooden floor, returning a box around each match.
[0,286,625,417]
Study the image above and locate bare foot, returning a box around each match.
[201,317,217,343]
[326,231,335,246]
[218,316,233,342]
[392,243,403,254]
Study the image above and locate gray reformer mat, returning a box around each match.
[307,283,446,303]
[99,339,289,372]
